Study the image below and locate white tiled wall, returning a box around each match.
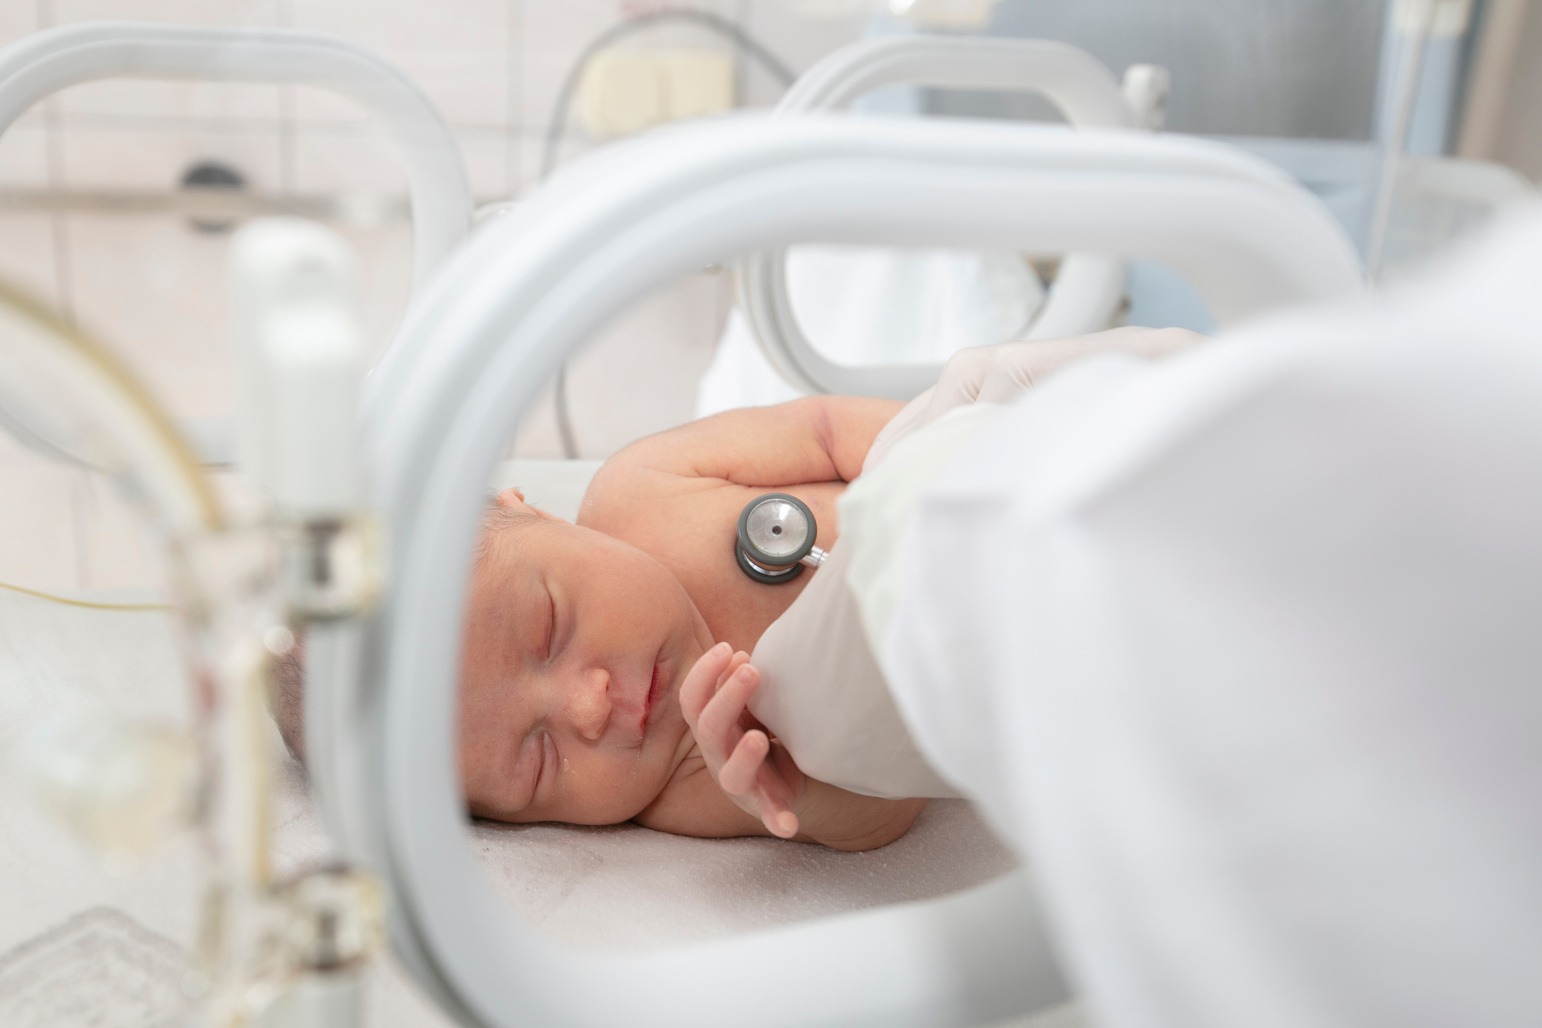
[0,1,869,594]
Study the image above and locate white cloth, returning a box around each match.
[840,401,1005,662]
[749,336,1190,801]
[747,404,1003,800]
[697,247,1043,416]
[749,538,961,800]
[882,203,1542,1028]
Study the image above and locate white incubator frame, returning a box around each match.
[304,109,1361,1027]
[737,33,1140,399]
[0,21,472,287]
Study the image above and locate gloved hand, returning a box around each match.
[865,327,1203,473]
[925,325,1201,417]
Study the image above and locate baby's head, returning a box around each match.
[267,488,713,827]
[459,488,713,825]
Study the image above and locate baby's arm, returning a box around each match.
[640,642,926,851]
[595,395,903,492]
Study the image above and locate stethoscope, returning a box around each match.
[736,493,828,584]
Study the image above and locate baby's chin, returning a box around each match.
[571,756,684,825]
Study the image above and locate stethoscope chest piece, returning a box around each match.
[736,492,828,584]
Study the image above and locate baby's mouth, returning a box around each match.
[644,661,663,729]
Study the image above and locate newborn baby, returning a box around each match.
[460,395,924,851]
[271,328,1198,851]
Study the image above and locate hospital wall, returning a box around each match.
[0,0,864,595]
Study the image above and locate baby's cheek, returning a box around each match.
[560,753,671,825]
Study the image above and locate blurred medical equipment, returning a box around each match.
[301,109,1358,1028]
[542,9,796,174]
[979,0,1529,273]
[0,21,474,466]
[0,213,386,1027]
[888,0,1004,30]
[736,493,828,584]
[0,20,458,1024]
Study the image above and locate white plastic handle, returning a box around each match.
[228,217,365,517]
[0,22,471,286]
[742,35,1137,399]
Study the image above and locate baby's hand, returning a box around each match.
[680,642,806,839]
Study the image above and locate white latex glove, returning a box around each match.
[865,327,1203,473]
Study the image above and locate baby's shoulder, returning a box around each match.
[577,450,677,531]
[577,447,735,537]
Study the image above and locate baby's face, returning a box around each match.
[460,491,713,825]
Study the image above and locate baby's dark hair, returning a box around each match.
[266,498,547,765]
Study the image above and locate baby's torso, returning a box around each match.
[578,469,846,654]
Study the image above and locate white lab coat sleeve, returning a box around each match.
[748,539,962,799]
[881,205,1542,1028]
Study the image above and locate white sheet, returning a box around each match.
[747,403,1005,800]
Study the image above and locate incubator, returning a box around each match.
[0,6,1538,1028]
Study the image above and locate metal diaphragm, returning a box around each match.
[736,492,820,584]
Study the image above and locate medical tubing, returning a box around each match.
[0,578,171,611]
[540,9,795,458]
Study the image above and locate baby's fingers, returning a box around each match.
[715,650,751,692]
[763,806,798,840]
[696,663,760,763]
[718,729,769,796]
[679,642,732,729]
[754,749,800,839]
[718,729,798,839]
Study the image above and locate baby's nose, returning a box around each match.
[568,668,611,741]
